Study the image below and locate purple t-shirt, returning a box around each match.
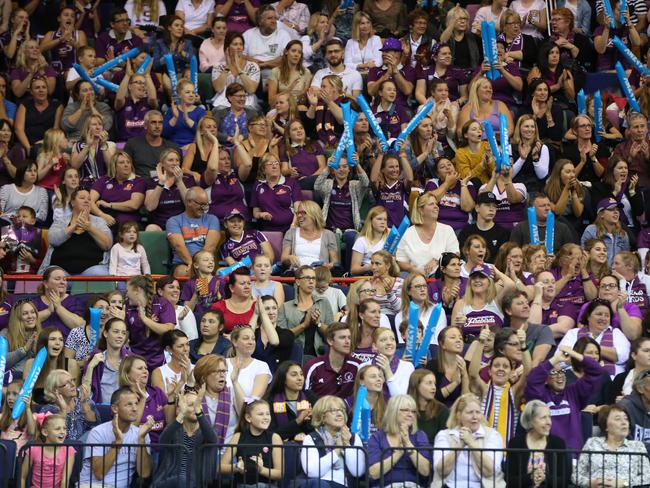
[181,276,221,322]
[50,29,77,71]
[201,171,248,222]
[91,176,146,225]
[143,385,167,444]
[463,306,504,336]
[94,31,144,60]
[72,141,108,186]
[250,176,303,233]
[577,301,642,330]
[352,346,375,364]
[33,295,85,339]
[326,181,354,231]
[550,268,586,308]
[220,230,267,262]
[115,97,150,141]
[593,25,632,71]
[367,65,416,108]
[367,429,431,488]
[624,277,649,316]
[472,63,521,106]
[494,195,526,231]
[0,300,11,331]
[145,175,194,228]
[125,295,176,369]
[280,144,324,178]
[372,180,408,228]
[542,300,577,327]
[425,179,476,230]
[215,0,260,32]
[416,65,463,101]
[373,103,409,139]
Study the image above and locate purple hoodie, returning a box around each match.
[524,356,603,453]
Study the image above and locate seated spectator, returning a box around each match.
[64,295,110,363]
[125,110,180,179]
[404,114,446,172]
[498,10,540,68]
[433,393,504,486]
[40,188,113,276]
[10,40,56,100]
[251,295,294,371]
[367,38,414,111]
[157,275,198,341]
[0,119,22,185]
[211,267,256,333]
[396,192,460,276]
[35,129,68,191]
[153,387,219,488]
[70,115,115,187]
[506,399,570,487]
[189,310,230,362]
[471,41,523,108]
[458,78,514,140]
[479,167,527,232]
[78,387,154,487]
[581,198,630,266]
[226,325,273,400]
[82,317,131,404]
[613,251,649,316]
[181,250,220,322]
[576,404,650,486]
[428,253,468,323]
[243,6,291,87]
[300,394,366,485]
[425,326,470,407]
[613,113,650,190]
[0,9,30,69]
[61,80,114,143]
[94,8,144,64]
[153,14,195,78]
[0,161,48,224]
[114,60,158,142]
[162,80,206,147]
[510,115,550,193]
[268,40,311,105]
[522,78,565,148]
[511,192,575,251]
[363,0,407,38]
[301,12,333,72]
[549,243,589,314]
[438,6,482,70]
[221,210,273,265]
[407,370,451,444]
[0,378,37,452]
[344,12,382,75]
[527,42,576,109]
[278,265,334,356]
[14,77,62,156]
[199,16,226,72]
[370,151,413,229]
[454,120,494,185]
[281,119,326,189]
[459,193,510,264]
[426,156,476,231]
[0,299,40,379]
[151,330,192,395]
[524,345,604,453]
[251,255,285,303]
[182,114,220,183]
[234,114,274,184]
[350,206,389,276]
[144,147,192,231]
[213,82,257,146]
[166,186,221,277]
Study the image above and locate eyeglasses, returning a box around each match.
[215,369,228,375]
[399,408,417,413]
[360,288,376,294]
[326,408,345,414]
[265,161,280,167]
[600,283,618,290]
[410,284,428,291]
[232,93,247,98]
[548,369,565,376]
[190,199,209,209]
[577,124,592,129]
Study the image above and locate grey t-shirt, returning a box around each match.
[525,322,555,354]
[124,136,179,178]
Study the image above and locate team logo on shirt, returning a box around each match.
[276,188,287,195]
[106,184,113,190]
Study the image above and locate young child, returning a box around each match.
[397,318,429,364]
[220,400,283,486]
[1,206,45,274]
[314,266,346,320]
[181,250,221,321]
[251,254,285,305]
[36,129,69,191]
[0,379,37,453]
[20,413,76,488]
[361,327,415,399]
[220,209,272,266]
[65,45,96,93]
[109,221,151,278]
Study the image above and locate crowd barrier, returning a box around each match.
[7,441,650,488]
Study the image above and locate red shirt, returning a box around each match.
[211,300,256,333]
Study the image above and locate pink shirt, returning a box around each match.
[28,445,76,488]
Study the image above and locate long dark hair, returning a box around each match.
[264,360,302,401]
[97,317,129,351]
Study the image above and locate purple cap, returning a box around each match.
[224,208,245,220]
[596,197,623,213]
[380,38,403,52]
[469,264,494,279]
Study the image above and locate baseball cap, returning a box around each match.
[380,38,403,51]
[224,209,245,220]
[596,197,623,214]
[476,192,497,205]
[469,264,494,279]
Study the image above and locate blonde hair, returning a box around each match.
[358,206,389,242]
[37,129,67,170]
[6,300,42,351]
[321,74,343,93]
[468,78,492,116]
[133,0,160,24]
[352,365,386,426]
[400,271,432,317]
[351,11,374,40]
[371,250,401,277]
[108,151,134,179]
[464,272,497,303]
[80,114,105,162]
[256,153,280,180]
[311,395,348,428]
[176,78,194,95]
[614,251,641,273]
[15,39,47,70]
[499,9,521,31]
[511,114,541,146]
[446,6,469,30]
[411,191,437,225]
[190,249,216,279]
[307,12,328,35]
[447,393,485,429]
[118,354,147,388]
[43,369,72,403]
[594,210,626,238]
[195,114,219,161]
[382,394,418,435]
[297,200,325,231]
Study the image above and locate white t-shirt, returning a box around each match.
[344,35,383,69]
[394,304,448,345]
[311,65,363,96]
[175,0,215,31]
[210,61,260,108]
[352,236,387,267]
[395,224,460,276]
[124,0,166,26]
[226,357,272,399]
[471,6,506,33]
[243,27,292,63]
[510,0,546,38]
[295,233,322,266]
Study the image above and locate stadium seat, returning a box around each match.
[139,231,171,274]
[301,190,313,202]
[0,439,16,485]
[283,283,295,301]
[96,403,113,423]
[70,281,115,295]
[262,231,284,263]
[467,4,481,25]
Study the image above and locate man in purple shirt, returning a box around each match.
[95,8,144,64]
[166,187,221,277]
[367,38,416,110]
[304,322,361,398]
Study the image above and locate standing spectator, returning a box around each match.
[125,110,180,179]
[166,186,221,277]
[114,60,158,142]
[94,8,144,64]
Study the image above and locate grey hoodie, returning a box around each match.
[620,390,650,453]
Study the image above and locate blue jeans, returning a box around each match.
[80,264,110,276]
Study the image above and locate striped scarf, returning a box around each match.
[272,391,311,427]
[483,382,517,446]
[578,327,615,376]
[202,386,231,444]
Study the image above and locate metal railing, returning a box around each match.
[9,441,650,488]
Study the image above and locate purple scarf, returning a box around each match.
[202,386,232,444]
[578,327,615,376]
[272,391,311,427]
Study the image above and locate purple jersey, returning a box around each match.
[0,299,12,330]
[94,31,144,60]
[201,171,248,222]
[91,176,146,225]
[220,230,267,262]
[250,176,302,233]
[542,300,577,326]
[367,65,416,108]
[0,223,42,273]
[494,195,526,230]
[215,0,260,32]
[145,175,194,228]
[50,29,78,71]
[280,144,324,178]
[425,179,476,230]
[125,295,176,369]
[34,295,85,339]
[142,385,167,444]
[428,278,468,303]
[72,141,108,186]
[625,277,649,316]
[352,346,375,364]
[577,301,642,330]
[550,268,586,307]
[326,181,354,231]
[115,97,149,141]
[373,103,408,139]
[373,180,408,228]
[463,306,504,336]
[415,65,462,101]
[181,276,221,321]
